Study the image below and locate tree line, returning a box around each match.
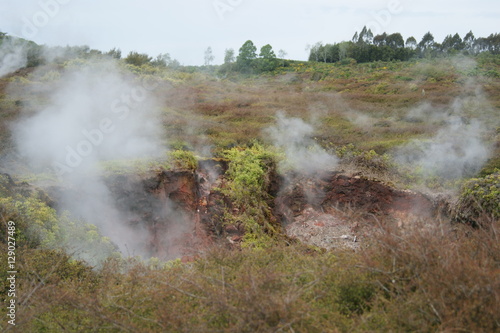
[0,32,182,70]
[2,29,499,76]
[218,40,287,74]
[0,32,282,74]
[308,28,500,63]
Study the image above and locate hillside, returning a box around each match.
[0,47,499,331]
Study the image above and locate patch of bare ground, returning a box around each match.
[275,171,449,250]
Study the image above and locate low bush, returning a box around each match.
[168,149,198,171]
[455,170,500,226]
[336,143,394,175]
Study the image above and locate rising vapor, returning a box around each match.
[265,112,338,174]
[11,59,166,257]
[395,94,491,179]
[0,38,28,78]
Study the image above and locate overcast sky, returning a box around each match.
[1,0,499,65]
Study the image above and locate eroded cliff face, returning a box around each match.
[27,161,450,259]
[39,160,226,260]
[105,167,446,255]
[105,171,199,259]
[101,160,228,260]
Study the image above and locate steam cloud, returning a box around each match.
[14,61,163,173]
[396,117,489,179]
[12,59,166,258]
[395,96,491,179]
[265,112,338,173]
[0,39,28,77]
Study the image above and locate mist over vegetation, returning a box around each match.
[0,28,499,332]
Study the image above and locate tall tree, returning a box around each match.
[278,49,287,66]
[463,31,475,53]
[358,26,374,44]
[125,51,152,66]
[373,33,388,46]
[352,32,359,43]
[386,33,404,49]
[308,42,323,62]
[419,32,435,50]
[418,32,435,58]
[442,33,463,53]
[451,33,464,51]
[406,36,417,49]
[224,48,235,64]
[204,46,215,66]
[258,44,278,71]
[151,53,171,67]
[259,44,276,58]
[277,49,287,59]
[236,40,257,72]
[106,48,121,59]
[486,33,500,54]
[338,42,350,61]
[473,37,488,53]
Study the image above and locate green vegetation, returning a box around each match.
[0,30,499,332]
[336,143,394,176]
[455,171,500,226]
[220,144,280,248]
[309,28,500,64]
[168,150,198,171]
[0,174,118,264]
[236,40,258,73]
[124,51,152,67]
[97,150,198,175]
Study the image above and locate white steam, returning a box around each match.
[395,97,491,179]
[14,61,163,174]
[0,39,28,77]
[265,112,338,173]
[396,117,489,179]
[403,101,446,123]
[12,60,166,257]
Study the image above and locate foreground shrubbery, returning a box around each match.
[1,219,498,332]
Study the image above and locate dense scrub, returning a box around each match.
[1,219,498,332]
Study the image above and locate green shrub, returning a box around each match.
[455,171,500,226]
[221,144,279,248]
[168,150,198,171]
[0,175,118,265]
[337,281,375,316]
[336,144,394,174]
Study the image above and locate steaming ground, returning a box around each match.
[10,59,167,258]
[395,115,490,179]
[0,38,28,78]
[265,112,338,174]
[394,79,493,180]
